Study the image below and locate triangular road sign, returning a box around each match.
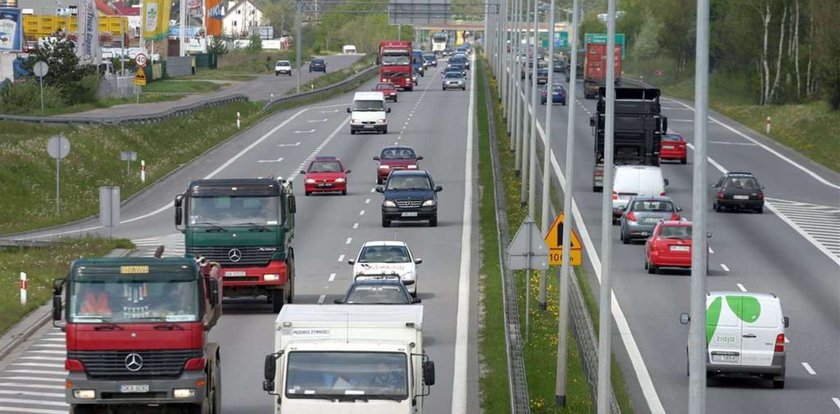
[544,212,582,250]
[507,216,549,270]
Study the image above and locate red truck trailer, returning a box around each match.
[583,43,622,99]
[379,40,414,91]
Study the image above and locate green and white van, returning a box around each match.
[686,291,789,388]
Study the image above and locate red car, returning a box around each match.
[644,220,707,274]
[373,82,399,102]
[373,146,423,184]
[660,132,687,164]
[301,156,351,196]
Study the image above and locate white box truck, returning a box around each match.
[262,304,436,413]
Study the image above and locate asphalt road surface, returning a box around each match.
[0,58,480,413]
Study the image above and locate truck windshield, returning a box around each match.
[353,100,385,111]
[381,55,410,65]
[285,352,408,400]
[189,195,280,226]
[69,279,200,323]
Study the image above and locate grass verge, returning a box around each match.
[0,238,132,336]
[142,80,223,94]
[191,69,258,82]
[21,94,184,116]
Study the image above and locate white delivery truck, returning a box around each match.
[262,304,436,413]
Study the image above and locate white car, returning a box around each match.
[275,60,292,76]
[348,241,422,295]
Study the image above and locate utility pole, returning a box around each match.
[512,0,522,157]
[179,0,186,56]
[689,0,711,411]
[518,0,532,205]
[295,0,302,94]
[527,0,541,309]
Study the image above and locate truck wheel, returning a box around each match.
[429,216,438,227]
[69,405,95,414]
[772,378,785,389]
[271,289,285,313]
[382,217,391,227]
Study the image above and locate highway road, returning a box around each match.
[0,58,480,413]
[513,69,840,413]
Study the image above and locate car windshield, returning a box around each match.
[189,195,280,226]
[380,148,416,160]
[276,61,290,66]
[662,134,682,141]
[285,352,408,400]
[386,175,431,191]
[445,72,462,79]
[69,279,200,323]
[358,245,411,263]
[632,200,674,212]
[353,100,385,111]
[311,60,324,65]
[375,83,394,90]
[309,160,342,172]
[724,177,759,190]
[345,284,409,304]
[553,86,564,92]
[660,226,692,239]
[424,54,435,60]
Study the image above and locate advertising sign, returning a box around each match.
[0,8,22,52]
[76,0,100,65]
[142,0,173,41]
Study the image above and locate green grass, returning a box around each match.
[20,94,184,116]
[0,238,133,336]
[217,50,313,74]
[191,69,257,82]
[142,80,222,94]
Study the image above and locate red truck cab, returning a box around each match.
[379,40,414,91]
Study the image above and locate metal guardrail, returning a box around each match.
[0,239,56,248]
[261,65,379,112]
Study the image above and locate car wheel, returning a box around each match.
[756,206,764,214]
[305,191,311,196]
[647,262,657,274]
[429,216,438,227]
[394,96,398,102]
[275,73,278,76]
[621,231,629,244]
[382,128,388,134]
[271,289,285,313]
[442,86,446,91]
[713,202,720,212]
[341,190,347,196]
[382,217,391,228]
[350,129,356,135]
[772,378,785,389]
[680,158,687,165]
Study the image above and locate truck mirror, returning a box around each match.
[52,295,62,321]
[423,361,436,386]
[208,278,220,306]
[783,316,789,328]
[264,353,278,384]
[679,313,690,325]
[289,195,297,214]
[174,194,184,226]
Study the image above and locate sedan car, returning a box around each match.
[644,220,703,274]
[373,145,423,184]
[553,59,567,73]
[274,60,292,76]
[308,58,326,73]
[377,169,442,227]
[300,156,350,196]
[540,83,567,105]
[711,172,765,213]
[442,47,454,57]
[660,132,688,164]
[423,53,438,68]
[533,65,549,84]
[442,71,466,90]
[333,274,420,304]
[373,82,399,102]
[619,196,682,244]
[348,241,422,295]
[445,64,467,78]
[449,53,470,70]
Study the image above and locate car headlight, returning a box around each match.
[379,165,391,170]
[335,177,346,183]
[383,200,396,207]
[377,119,387,124]
[422,199,436,207]
[74,390,96,399]
[351,119,358,123]
[407,165,418,169]
[305,178,315,184]
[263,274,280,281]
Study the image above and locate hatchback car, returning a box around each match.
[373,146,423,184]
[373,82,399,102]
[308,58,326,73]
[442,71,466,90]
[423,53,438,68]
[553,59,567,73]
[532,64,549,84]
[333,275,420,304]
[619,196,682,244]
[300,156,350,196]
[540,83,567,105]
[660,132,688,164]
[645,220,708,274]
[445,64,467,78]
[348,241,422,295]
[377,170,442,227]
[274,60,292,76]
[711,172,765,213]
[449,53,469,70]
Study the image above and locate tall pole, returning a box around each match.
[689,0,710,411]
[512,0,522,155]
[527,0,540,307]
[179,0,186,56]
[295,0,302,94]
[539,0,556,309]
[555,0,578,406]
[518,0,532,205]
[596,0,616,412]
[55,157,60,215]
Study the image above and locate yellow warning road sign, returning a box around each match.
[544,212,583,266]
[133,69,147,86]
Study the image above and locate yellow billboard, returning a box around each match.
[142,0,171,41]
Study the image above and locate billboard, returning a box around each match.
[0,7,22,51]
[142,0,173,41]
[76,0,100,64]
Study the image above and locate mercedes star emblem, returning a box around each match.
[125,353,143,372]
[228,248,243,262]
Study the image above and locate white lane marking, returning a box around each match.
[667,119,695,122]
[345,237,352,245]
[328,273,336,282]
[365,198,371,204]
[371,187,376,193]
[0,377,65,383]
[736,283,747,292]
[25,350,64,354]
[0,389,64,398]
[359,210,365,216]
[317,294,326,304]
[832,397,840,409]
[19,104,349,239]
[352,222,359,229]
[670,99,840,190]
[451,53,475,414]
[0,405,68,413]
[294,130,315,134]
[0,398,68,407]
[2,370,66,376]
[11,362,63,368]
[802,362,817,375]
[708,247,715,254]
[41,338,63,342]
[0,383,64,390]
[277,142,301,147]
[308,119,328,123]
[257,157,284,163]
[709,141,757,146]
[337,254,345,262]
[19,356,64,361]
[721,264,730,272]
[321,109,338,113]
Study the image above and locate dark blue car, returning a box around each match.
[540,83,567,105]
[376,169,442,227]
[308,58,326,73]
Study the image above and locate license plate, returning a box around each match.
[619,195,632,200]
[733,195,749,200]
[120,384,149,393]
[662,145,674,149]
[670,245,690,252]
[644,218,659,224]
[225,271,247,277]
[364,125,374,129]
[711,354,740,363]
[317,183,333,187]
[401,212,418,217]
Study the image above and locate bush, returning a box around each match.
[62,73,100,105]
[247,34,263,53]
[0,79,64,114]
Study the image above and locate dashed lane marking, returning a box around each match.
[802,362,817,375]
[720,264,730,272]
[359,210,365,216]
[352,222,359,229]
[317,294,326,304]
[736,283,746,292]
[345,237,352,245]
[329,273,336,282]
[831,397,840,410]
[337,254,345,262]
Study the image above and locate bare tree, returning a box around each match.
[768,3,787,103]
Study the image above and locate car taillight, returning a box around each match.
[184,357,207,371]
[612,191,618,200]
[757,193,764,200]
[717,191,725,199]
[670,213,680,220]
[774,334,785,352]
[626,211,637,222]
[65,359,85,372]
[660,191,667,196]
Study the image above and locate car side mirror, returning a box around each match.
[414,258,423,265]
[417,156,424,160]
[386,107,391,113]
[679,313,690,325]
[423,361,436,386]
[333,299,344,304]
[619,205,626,211]
[346,107,351,113]
[345,169,352,174]
[434,185,443,192]
[412,297,422,304]
[373,156,380,161]
[589,116,595,127]
[375,186,384,193]
[676,207,683,212]
[783,316,789,328]
[347,259,355,265]
[664,178,670,186]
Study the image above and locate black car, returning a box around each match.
[423,53,437,68]
[553,59,567,73]
[711,172,765,213]
[449,53,470,70]
[442,47,454,57]
[333,275,420,304]
[377,169,443,227]
[309,58,326,73]
[445,63,467,78]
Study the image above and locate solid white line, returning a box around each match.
[26,350,64,355]
[0,383,64,390]
[41,338,63,342]
[802,362,817,375]
[736,283,747,292]
[317,294,326,304]
[352,222,359,229]
[0,389,64,398]
[709,141,757,146]
[0,398,68,407]
[345,237,352,245]
[0,377,65,383]
[832,397,840,409]
[359,210,365,216]
[450,53,475,414]
[0,406,68,414]
[11,363,63,368]
[721,264,730,272]
[337,254,345,262]
[308,119,328,123]
[20,356,64,361]
[328,273,336,282]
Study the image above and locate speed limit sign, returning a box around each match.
[135,53,148,67]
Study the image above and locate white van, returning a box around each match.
[682,291,789,388]
[347,91,390,135]
[611,165,668,224]
[342,44,357,54]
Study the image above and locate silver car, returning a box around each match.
[442,71,466,90]
[619,196,682,243]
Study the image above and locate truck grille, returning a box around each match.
[68,349,202,379]
[187,246,276,266]
[396,200,423,208]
